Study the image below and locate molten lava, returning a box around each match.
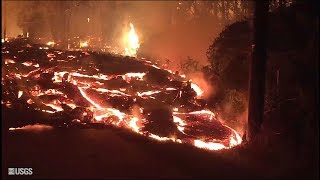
[2,39,242,151]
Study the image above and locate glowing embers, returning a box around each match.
[2,100,12,108]
[173,115,187,134]
[52,71,111,83]
[193,129,242,151]
[92,88,131,97]
[172,110,242,150]
[22,61,39,68]
[4,59,15,65]
[137,90,161,97]
[44,102,64,112]
[122,72,146,82]
[29,88,65,97]
[149,133,182,143]
[78,87,102,109]
[92,108,127,127]
[47,53,56,58]
[128,117,141,133]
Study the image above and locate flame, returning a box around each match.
[124,23,140,57]
[46,41,55,46]
[80,41,89,48]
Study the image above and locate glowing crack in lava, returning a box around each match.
[124,22,140,57]
[3,39,242,151]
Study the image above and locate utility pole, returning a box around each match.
[247,0,269,142]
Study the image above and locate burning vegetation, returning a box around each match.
[2,37,242,151]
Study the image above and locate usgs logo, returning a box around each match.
[8,168,33,175]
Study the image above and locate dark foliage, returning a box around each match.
[206,1,318,159]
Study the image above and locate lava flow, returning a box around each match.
[2,38,242,151]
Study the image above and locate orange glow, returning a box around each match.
[9,124,53,131]
[194,140,226,151]
[173,115,187,133]
[124,23,140,57]
[149,133,182,143]
[3,46,242,151]
[80,41,89,48]
[128,117,140,133]
[4,59,15,64]
[78,87,102,109]
[46,41,55,46]
[191,82,204,97]
[18,91,23,98]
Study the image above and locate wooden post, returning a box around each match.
[247,0,269,142]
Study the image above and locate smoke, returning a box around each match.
[135,2,223,68]
[217,93,248,136]
[2,1,25,37]
[4,1,226,65]
[138,21,222,68]
[234,108,248,136]
[188,72,215,99]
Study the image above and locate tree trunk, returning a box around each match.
[247,0,269,142]
[279,0,285,8]
[3,1,7,39]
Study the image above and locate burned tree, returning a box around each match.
[247,0,269,141]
